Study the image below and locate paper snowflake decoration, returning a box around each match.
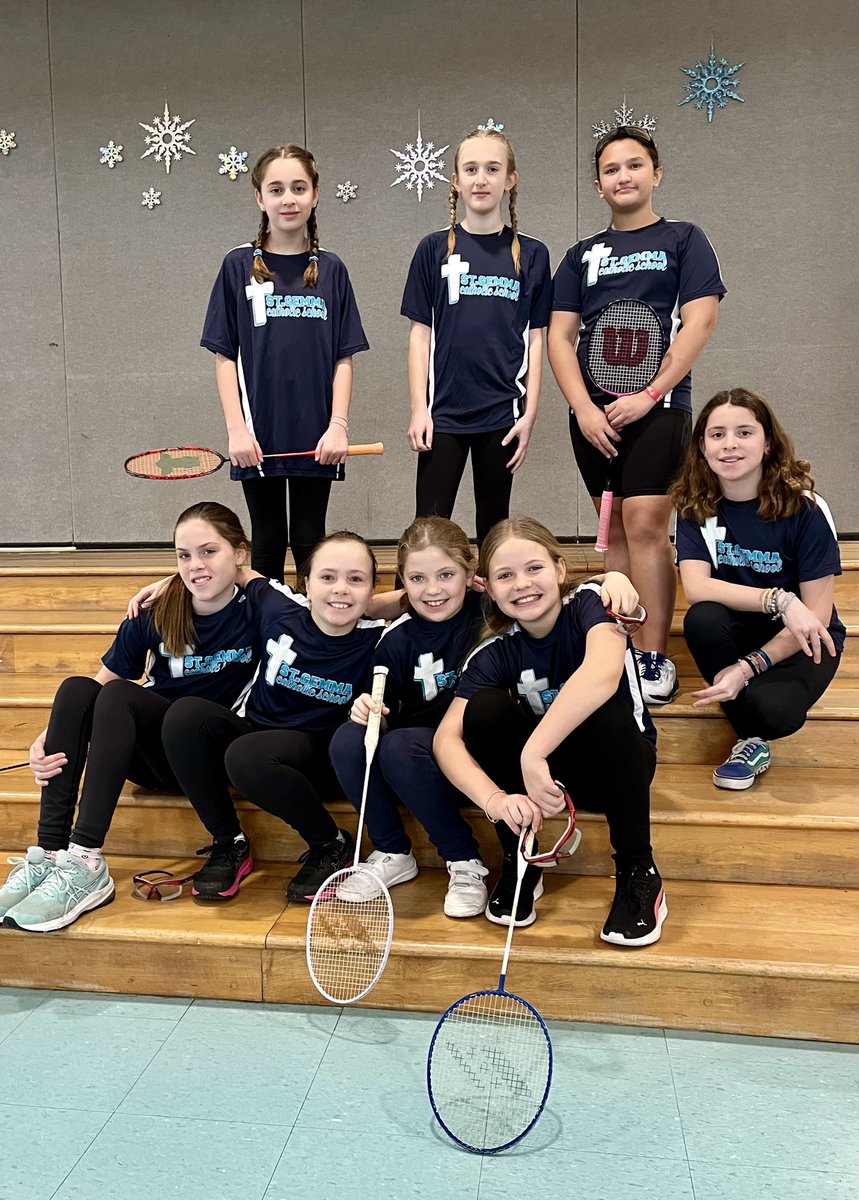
[390,116,449,203]
[0,129,17,156]
[99,140,123,168]
[335,180,358,203]
[592,101,657,140]
[478,118,505,132]
[141,187,162,209]
[679,48,744,123]
[140,102,196,174]
[218,146,248,180]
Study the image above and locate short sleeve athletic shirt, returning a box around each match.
[240,578,386,733]
[201,245,369,482]
[676,494,846,651]
[401,225,552,434]
[551,219,725,413]
[101,588,259,710]
[456,586,656,751]
[373,590,485,729]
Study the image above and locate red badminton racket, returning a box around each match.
[124,443,384,480]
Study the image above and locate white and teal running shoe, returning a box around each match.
[3,849,114,932]
[0,848,55,920]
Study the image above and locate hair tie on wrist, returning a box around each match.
[308,254,319,263]
[253,248,263,258]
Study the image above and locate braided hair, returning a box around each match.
[447,128,521,274]
[250,145,321,288]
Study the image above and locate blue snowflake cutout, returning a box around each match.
[679,47,744,123]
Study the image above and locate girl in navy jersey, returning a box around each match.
[202,144,369,581]
[434,517,667,947]
[0,503,259,933]
[549,126,725,707]
[402,128,552,544]
[671,388,843,790]
[160,532,387,904]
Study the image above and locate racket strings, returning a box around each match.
[587,300,664,395]
[306,866,393,1005]
[125,447,224,479]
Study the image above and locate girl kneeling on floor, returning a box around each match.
[433,517,666,947]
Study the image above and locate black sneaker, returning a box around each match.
[287,828,355,904]
[192,834,253,902]
[600,864,667,947]
[485,855,545,927]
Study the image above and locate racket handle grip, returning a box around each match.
[595,489,613,553]
[348,442,385,456]
[364,666,389,756]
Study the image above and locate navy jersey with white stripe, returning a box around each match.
[102,589,258,710]
[676,494,846,650]
[201,245,369,481]
[373,590,485,729]
[241,578,386,732]
[401,225,552,433]
[551,219,725,413]
[456,587,656,751]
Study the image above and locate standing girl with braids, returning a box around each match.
[401,128,551,545]
[202,145,369,582]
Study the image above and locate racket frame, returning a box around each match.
[124,442,385,480]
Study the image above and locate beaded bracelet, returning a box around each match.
[761,587,779,615]
[776,590,798,621]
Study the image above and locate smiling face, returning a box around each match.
[304,539,375,636]
[453,136,517,221]
[701,403,770,499]
[256,157,318,243]
[403,545,473,623]
[595,137,662,217]
[485,537,567,638]
[175,518,245,614]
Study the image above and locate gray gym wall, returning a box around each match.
[0,0,856,546]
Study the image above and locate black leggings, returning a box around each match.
[37,677,177,852]
[684,601,842,741]
[160,696,340,847]
[415,429,514,545]
[461,688,656,869]
[241,476,332,582]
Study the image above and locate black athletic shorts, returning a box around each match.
[569,405,692,499]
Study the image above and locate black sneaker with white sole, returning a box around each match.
[485,855,545,927]
[287,828,355,904]
[192,833,253,902]
[600,864,667,947]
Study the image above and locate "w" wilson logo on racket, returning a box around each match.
[586,298,666,397]
[600,325,653,368]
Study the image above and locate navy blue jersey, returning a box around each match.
[676,493,846,650]
[240,578,386,732]
[373,590,485,729]
[551,219,725,413]
[102,588,258,709]
[457,586,656,751]
[201,245,369,482]
[401,225,552,434]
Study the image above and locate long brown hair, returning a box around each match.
[251,145,321,289]
[152,503,250,657]
[297,530,378,594]
[477,517,573,639]
[448,129,521,274]
[670,388,816,523]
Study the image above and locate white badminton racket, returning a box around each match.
[306,666,394,1004]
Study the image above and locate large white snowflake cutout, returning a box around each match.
[0,129,17,156]
[141,187,162,209]
[390,117,449,203]
[336,180,358,203]
[218,146,248,180]
[99,140,123,168]
[140,102,196,174]
[592,101,657,140]
[679,48,744,123]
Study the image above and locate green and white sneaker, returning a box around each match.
[3,849,115,932]
[0,848,55,920]
[713,738,772,790]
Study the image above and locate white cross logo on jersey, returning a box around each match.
[414,652,445,701]
[517,669,550,715]
[582,241,612,287]
[701,516,727,570]
[159,641,187,678]
[246,275,274,326]
[441,254,470,305]
[265,634,297,685]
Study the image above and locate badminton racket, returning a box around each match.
[427,826,553,1154]
[306,666,394,1005]
[586,299,667,552]
[124,442,384,480]
[0,762,29,773]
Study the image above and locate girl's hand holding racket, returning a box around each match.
[126,576,172,620]
[487,790,544,835]
[501,414,535,473]
[604,390,658,431]
[598,571,639,617]
[577,401,620,458]
[228,427,264,469]
[315,422,349,465]
[349,692,390,727]
[30,731,66,786]
[520,755,568,818]
[407,409,433,452]
[780,597,837,662]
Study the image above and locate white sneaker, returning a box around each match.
[444,859,489,918]
[634,650,679,706]
[336,850,418,902]
[3,849,114,932]
[0,847,55,920]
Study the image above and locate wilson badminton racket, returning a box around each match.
[306,666,394,1005]
[586,298,667,551]
[124,442,384,480]
[427,826,553,1154]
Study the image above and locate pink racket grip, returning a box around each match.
[595,489,613,552]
